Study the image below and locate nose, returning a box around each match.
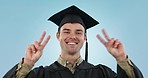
[69,33,76,39]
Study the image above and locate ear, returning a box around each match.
[56,32,60,41]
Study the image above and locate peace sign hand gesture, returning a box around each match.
[24,31,50,66]
[96,29,126,62]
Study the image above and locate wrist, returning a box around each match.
[116,55,127,62]
[24,58,35,66]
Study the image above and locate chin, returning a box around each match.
[67,51,77,55]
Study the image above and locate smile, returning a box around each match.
[66,42,78,45]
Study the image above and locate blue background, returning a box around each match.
[0,0,147,77]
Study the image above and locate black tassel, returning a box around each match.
[85,41,88,62]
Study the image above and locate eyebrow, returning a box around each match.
[76,29,83,32]
[62,28,84,32]
[62,28,70,31]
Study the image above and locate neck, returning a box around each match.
[60,51,80,65]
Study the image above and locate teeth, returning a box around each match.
[67,42,76,44]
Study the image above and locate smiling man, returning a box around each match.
[3,5,143,78]
[58,23,85,55]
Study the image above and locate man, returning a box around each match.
[3,5,143,78]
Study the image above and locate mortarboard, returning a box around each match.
[48,5,99,62]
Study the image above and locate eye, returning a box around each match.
[76,32,82,34]
[64,32,70,34]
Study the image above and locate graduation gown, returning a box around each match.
[3,60,143,78]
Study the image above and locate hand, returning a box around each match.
[24,31,50,65]
[96,29,126,62]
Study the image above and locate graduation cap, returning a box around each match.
[48,5,99,62]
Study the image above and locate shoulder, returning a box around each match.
[94,64,116,77]
[78,62,116,77]
[32,61,66,72]
[28,62,59,77]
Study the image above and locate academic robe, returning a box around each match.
[3,60,143,78]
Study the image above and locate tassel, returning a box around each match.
[85,41,88,62]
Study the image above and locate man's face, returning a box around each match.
[57,23,86,55]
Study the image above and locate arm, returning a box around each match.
[96,29,143,78]
[117,58,143,78]
[3,32,50,78]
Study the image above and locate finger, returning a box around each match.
[34,41,40,49]
[102,29,110,41]
[96,34,106,45]
[30,44,36,53]
[26,44,36,55]
[114,39,120,48]
[118,42,124,50]
[26,45,32,55]
[107,38,115,47]
[38,31,46,44]
[27,44,32,51]
[41,35,50,49]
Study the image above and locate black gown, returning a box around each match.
[3,60,143,78]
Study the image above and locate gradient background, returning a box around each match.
[0,0,147,77]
